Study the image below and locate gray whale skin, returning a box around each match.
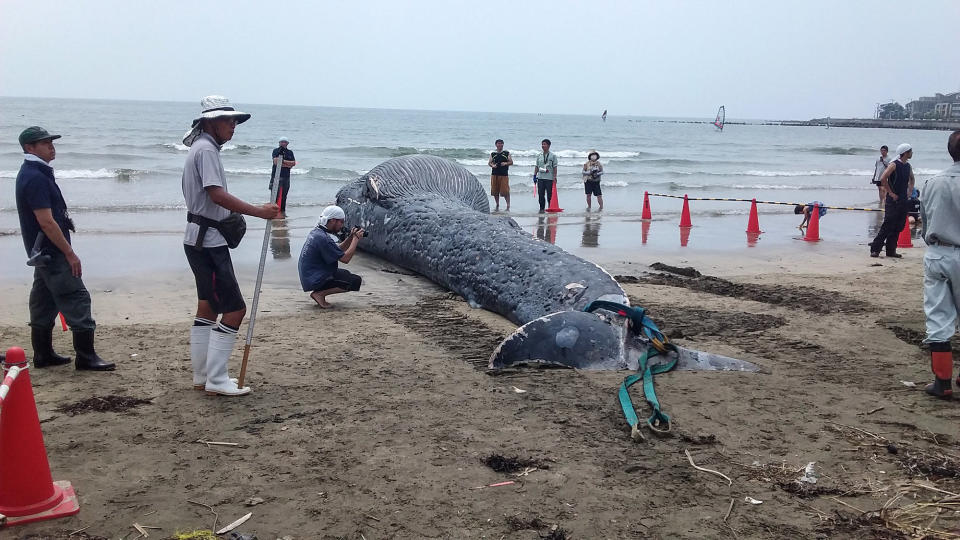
[336,154,757,373]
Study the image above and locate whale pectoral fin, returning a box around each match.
[489,311,629,371]
[652,344,764,373]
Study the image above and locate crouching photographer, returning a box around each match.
[298,205,364,308]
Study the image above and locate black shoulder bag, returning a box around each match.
[187,212,247,249]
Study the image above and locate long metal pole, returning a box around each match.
[237,148,284,387]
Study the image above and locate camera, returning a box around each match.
[337,226,368,241]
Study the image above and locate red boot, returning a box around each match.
[925,342,953,399]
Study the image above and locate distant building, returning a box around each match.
[905,92,960,119]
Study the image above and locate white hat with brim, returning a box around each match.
[896,143,912,156]
[182,95,251,147]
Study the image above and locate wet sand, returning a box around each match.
[1,215,955,539]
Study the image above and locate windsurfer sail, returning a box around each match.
[602,109,607,122]
[713,106,725,131]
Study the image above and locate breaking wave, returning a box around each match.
[0,168,146,179]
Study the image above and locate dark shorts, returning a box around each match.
[184,245,246,314]
[584,181,602,196]
[314,268,362,292]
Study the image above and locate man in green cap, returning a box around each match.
[15,126,115,371]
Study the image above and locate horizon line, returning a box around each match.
[0,94,810,123]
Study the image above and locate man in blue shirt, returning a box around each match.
[15,126,115,371]
[269,136,296,218]
[298,205,365,308]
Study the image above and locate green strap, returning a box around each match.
[581,300,678,440]
[618,348,678,441]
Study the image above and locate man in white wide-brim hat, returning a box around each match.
[181,95,279,396]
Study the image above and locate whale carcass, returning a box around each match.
[336,155,757,373]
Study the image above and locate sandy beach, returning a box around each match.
[2,214,957,540]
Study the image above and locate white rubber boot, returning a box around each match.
[190,325,211,390]
[204,329,251,396]
[191,325,237,390]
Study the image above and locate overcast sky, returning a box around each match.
[1,1,957,120]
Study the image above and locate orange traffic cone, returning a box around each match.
[897,216,914,248]
[679,195,692,227]
[746,199,761,234]
[641,191,652,220]
[58,313,67,332]
[803,204,821,242]
[0,347,79,527]
[545,180,563,213]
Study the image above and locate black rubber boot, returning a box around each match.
[925,378,953,399]
[73,330,116,371]
[32,326,72,368]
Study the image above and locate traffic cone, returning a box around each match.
[0,347,80,526]
[641,221,650,245]
[679,195,692,227]
[641,191,652,220]
[58,313,67,332]
[276,185,284,207]
[803,204,821,242]
[545,180,563,213]
[897,216,913,248]
[746,199,761,234]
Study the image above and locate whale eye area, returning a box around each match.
[555,327,580,349]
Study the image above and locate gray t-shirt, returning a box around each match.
[182,132,230,247]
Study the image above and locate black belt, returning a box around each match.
[187,212,220,250]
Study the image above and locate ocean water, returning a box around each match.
[0,97,955,254]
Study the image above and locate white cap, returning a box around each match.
[896,143,912,156]
[318,205,345,226]
[279,136,289,143]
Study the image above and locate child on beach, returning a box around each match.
[582,151,604,211]
[795,201,827,229]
